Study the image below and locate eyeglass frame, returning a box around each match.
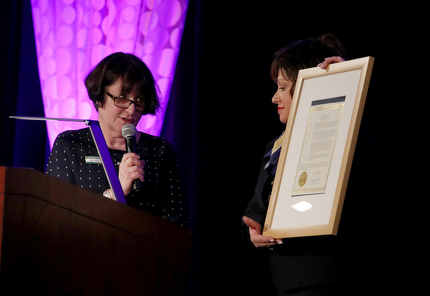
[105,91,146,113]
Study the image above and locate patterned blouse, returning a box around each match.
[46,128,188,227]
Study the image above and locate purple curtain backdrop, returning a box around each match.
[31,0,189,148]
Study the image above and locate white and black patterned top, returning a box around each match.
[46,128,188,227]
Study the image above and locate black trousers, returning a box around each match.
[277,283,344,296]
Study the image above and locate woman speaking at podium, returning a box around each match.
[46,52,188,228]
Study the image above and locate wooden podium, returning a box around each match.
[0,167,192,295]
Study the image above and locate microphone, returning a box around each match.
[121,123,141,192]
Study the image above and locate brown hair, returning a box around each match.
[270,34,345,95]
[85,52,160,115]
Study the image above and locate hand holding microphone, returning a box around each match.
[119,124,143,195]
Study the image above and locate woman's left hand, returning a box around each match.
[118,153,145,196]
[317,56,345,69]
[243,216,283,248]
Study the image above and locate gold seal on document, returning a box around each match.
[298,172,307,187]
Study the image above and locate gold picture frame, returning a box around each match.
[263,57,374,238]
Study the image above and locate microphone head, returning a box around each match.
[121,123,137,138]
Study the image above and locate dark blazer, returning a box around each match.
[243,138,346,290]
[46,128,188,227]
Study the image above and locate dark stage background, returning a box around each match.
[2,1,418,295]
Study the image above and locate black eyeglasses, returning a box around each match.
[105,91,145,113]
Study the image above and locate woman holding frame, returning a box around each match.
[242,34,347,295]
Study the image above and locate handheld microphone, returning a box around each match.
[121,123,141,192]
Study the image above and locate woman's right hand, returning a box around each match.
[317,56,345,69]
[243,216,283,248]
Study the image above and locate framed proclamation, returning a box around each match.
[263,57,374,239]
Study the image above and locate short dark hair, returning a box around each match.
[270,34,345,95]
[85,52,160,115]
